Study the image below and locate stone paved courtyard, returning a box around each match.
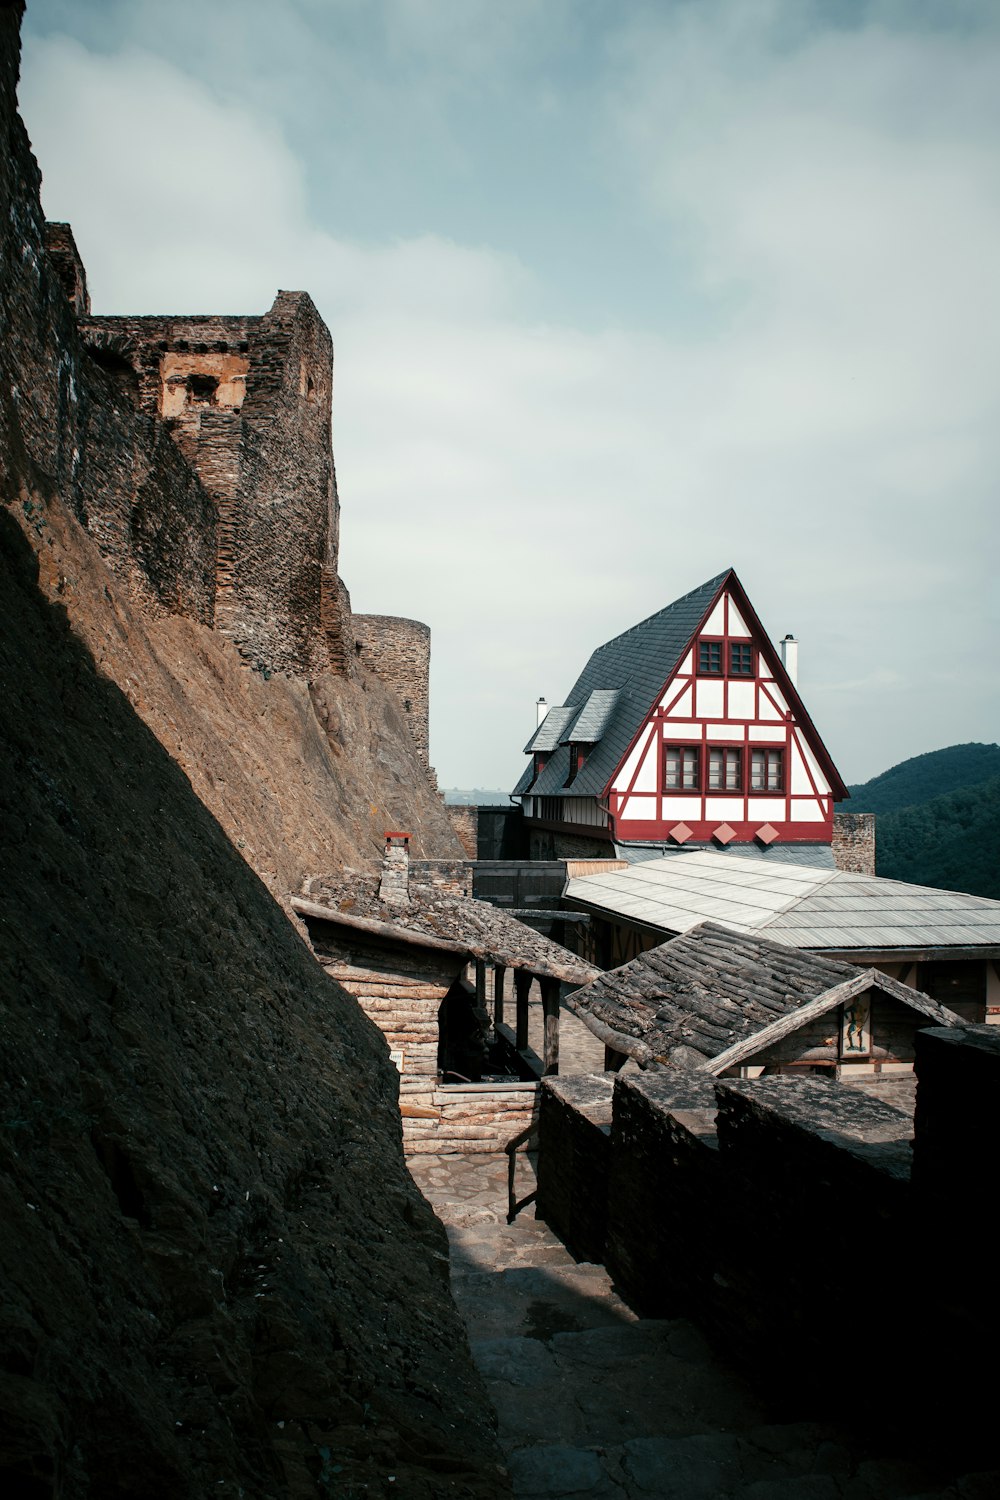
[409,1151,999,1500]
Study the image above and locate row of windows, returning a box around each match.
[697,639,754,678]
[664,744,785,794]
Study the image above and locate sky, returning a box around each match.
[18,0,1000,791]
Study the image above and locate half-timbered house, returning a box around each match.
[513,568,849,859]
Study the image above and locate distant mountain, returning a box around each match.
[443,788,513,806]
[839,744,1000,900]
[839,742,1000,817]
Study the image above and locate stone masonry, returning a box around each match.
[832,810,876,874]
[353,613,431,765]
[81,294,348,678]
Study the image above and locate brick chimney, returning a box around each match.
[379,832,411,908]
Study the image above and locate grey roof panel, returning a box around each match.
[524,705,580,755]
[565,850,1000,953]
[562,689,621,744]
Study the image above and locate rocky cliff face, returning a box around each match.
[0,4,501,1495]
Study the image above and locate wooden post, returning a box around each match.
[514,969,532,1051]
[475,958,488,1011]
[493,963,507,1028]
[541,976,561,1076]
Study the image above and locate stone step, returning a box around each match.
[472,1322,768,1454]
[452,1263,638,1343]
[503,1433,1000,1500]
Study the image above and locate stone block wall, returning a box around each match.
[401,1080,539,1154]
[534,1042,1000,1459]
[447,805,479,859]
[832,811,876,874]
[409,859,474,898]
[353,614,431,766]
[604,1073,721,1320]
[536,1074,614,1263]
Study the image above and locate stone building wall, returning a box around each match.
[0,169,217,625]
[446,804,479,859]
[353,613,431,765]
[832,810,876,874]
[82,293,347,677]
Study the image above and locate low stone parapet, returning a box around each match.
[536,1074,615,1263]
[401,1080,539,1155]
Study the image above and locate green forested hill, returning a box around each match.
[840,742,1000,817]
[839,744,1000,899]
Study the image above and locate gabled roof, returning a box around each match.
[514,567,848,803]
[563,920,964,1070]
[516,570,728,800]
[563,850,1000,955]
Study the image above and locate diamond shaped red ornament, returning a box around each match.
[712,823,737,846]
[755,823,779,846]
[668,822,693,844]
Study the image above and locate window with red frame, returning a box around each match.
[750,747,785,793]
[697,640,723,675]
[729,642,753,676]
[708,746,742,792]
[664,744,700,792]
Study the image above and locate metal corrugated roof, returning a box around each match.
[523,705,580,754]
[565,850,1000,953]
[516,570,730,799]
[562,689,621,744]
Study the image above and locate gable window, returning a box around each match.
[729,642,753,676]
[750,747,785,793]
[566,744,587,785]
[697,640,723,675]
[664,745,700,792]
[708,746,742,792]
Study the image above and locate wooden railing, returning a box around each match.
[505,1119,539,1224]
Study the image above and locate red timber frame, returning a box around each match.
[603,574,848,847]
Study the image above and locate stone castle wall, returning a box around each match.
[82,294,345,678]
[446,804,479,859]
[353,613,431,765]
[832,810,876,874]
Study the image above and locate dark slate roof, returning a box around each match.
[524,706,579,755]
[563,920,961,1070]
[514,570,729,800]
[295,876,599,986]
[563,689,621,744]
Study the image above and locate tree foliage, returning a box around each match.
[837,744,1000,900]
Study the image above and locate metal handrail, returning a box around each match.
[505,1119,539,1224]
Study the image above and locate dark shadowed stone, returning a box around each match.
[507,1444,605,1496]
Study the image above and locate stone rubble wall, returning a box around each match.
[447,804,479,859]
[353,613,431,765]
[832,810,876,874]
[81,295,345,678]
[409,858,474,897]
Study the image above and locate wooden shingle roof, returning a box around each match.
[564,920,963,1070]
[294,876,598,987]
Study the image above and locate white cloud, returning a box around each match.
[17,5,1000,791]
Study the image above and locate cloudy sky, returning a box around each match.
[18,0,1000,791]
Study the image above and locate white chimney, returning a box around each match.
[780,634,798,686]
[536,696,549,728]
